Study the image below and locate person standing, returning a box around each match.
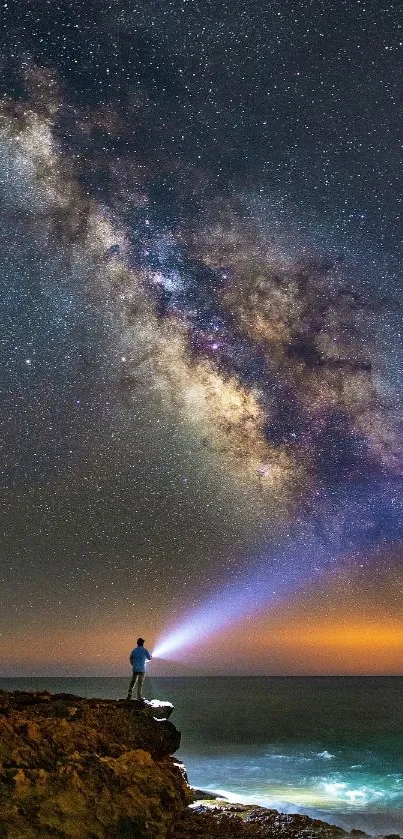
[126,637,152,700]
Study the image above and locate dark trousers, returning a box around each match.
[127,671,145,699]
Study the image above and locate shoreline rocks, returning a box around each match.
[0,690,401,839]
[177,800,401,839]
[0,689,190,838]
[177,801,362,839]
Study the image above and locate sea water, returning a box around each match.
[1,676,402,836]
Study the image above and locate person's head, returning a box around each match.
[137,637,145,646]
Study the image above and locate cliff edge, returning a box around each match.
[0,691,399,839]
[0,689,191,839]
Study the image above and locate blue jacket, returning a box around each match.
[129,646,151,672]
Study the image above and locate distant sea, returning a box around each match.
[2,676,403,836]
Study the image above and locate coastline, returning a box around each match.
[175,793,391,839]
[1,682,402,839]
[188,788,403,839]
[179,752,403,839]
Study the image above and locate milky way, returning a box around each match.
[1,0,403,674]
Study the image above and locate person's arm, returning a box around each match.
[129,650,134,665]
[146,649,151,660]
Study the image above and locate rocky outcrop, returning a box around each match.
[175,802,385,839]
[0,690,191,839]
[0,691,400,839]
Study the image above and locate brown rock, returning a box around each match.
[1,691,400,839]
[0,689,191,839]
[174,804,366,839]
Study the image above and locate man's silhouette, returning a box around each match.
[126,637,151,700]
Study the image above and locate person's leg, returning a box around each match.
[127,672,137,699]
[136,672,145,700]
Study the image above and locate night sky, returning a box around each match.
[1,0,403,675]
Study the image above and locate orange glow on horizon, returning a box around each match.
[227,617,403,675]
[0,623,157,676]
[2,616,403,676]
[275,621,403,649]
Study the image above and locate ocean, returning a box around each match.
[1,676,402,836]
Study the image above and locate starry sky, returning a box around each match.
[1,0,403,676]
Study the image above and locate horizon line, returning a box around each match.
[1,673,403,679]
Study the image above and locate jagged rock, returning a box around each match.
[0,691,180,762]
[1,691,401,839]
[175,801,403,839]
[0,690,191,839]
[174,804,372,839]
[119,698,175,720]
[191,788,223,801]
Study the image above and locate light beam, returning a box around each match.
[153,477,403,660]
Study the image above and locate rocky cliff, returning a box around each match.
[0,691,399,839]
[0,690,191,839]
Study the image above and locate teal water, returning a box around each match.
[1,676,403,836]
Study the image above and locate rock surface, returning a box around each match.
[0,691,400,839]
[0,690,191,839]
[175,802,394,839]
